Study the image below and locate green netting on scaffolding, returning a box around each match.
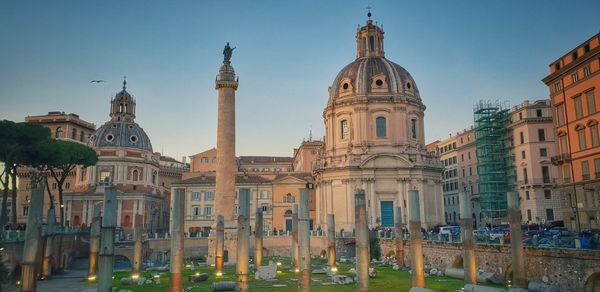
[474,101,515,221]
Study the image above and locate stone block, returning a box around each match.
[331,275,354,285]
[312,268,327,274]
[188,273,209,283]
[408,288,436,292]
[528,282,561,292]
[120,277,133,285]
[212,281,236,291]
[368,267,377,278]
[463,284,508,292]
[255,262,277,280]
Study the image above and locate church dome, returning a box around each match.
[329,57,420,101]
[89,120,153,152]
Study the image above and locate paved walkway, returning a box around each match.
[6,270,96,292]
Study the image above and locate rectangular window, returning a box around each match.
[579,130,587,150]
[411,119,417,139]
[22,206,29,216]
[542,166,550,183]
[556,104,565,126]
[468,152,471,160]
[461,154,464,162]
[563,165,571,183]
[538,129,545,141]
[204,207,212,216]
[575,95,583,119]
[204,191,214,201]
[520,132,524,144]
[376,117,387,138]
[52,182,58,190]
[584,66,591,77]
[595,158,600,178]
[587,90,596,114]
[582,160,590,180]
[65,182,70,189]
[536,109,543,117]
[525,191,530,200]
[559,135,568,154]
[527,209,532,221]
[540,148,547,157]
[572,72,579,83]
[192,192,200,200]
[554,82,561,93]
[546,209,554,221]
[523,168,528,184]
[591,124,600,147]
[544,189,552,199]
[462,169,465,177]
[469,167,472,176]
[341,120,349,140]
[193,207,200,216]
[521,150,526,159]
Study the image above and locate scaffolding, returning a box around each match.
[474,100,515,223]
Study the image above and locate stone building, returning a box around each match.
[15,85,184,231]
[293,140,324,172]
[544,32,600,231]
[173,148,316,234]
[454,128,482,227]
[15,112,96,225]
[509,100,562,225]
[314,14,444,231]
[438,135,460,225]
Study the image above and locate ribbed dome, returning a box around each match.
[89,120,153,152]
[329,57,420,102]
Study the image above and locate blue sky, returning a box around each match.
[1,1,599,159]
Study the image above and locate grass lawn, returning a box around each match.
[86,257,506,292]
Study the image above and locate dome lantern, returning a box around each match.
[356,12,385,59]
[110,77,136,122]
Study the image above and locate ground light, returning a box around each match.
[131,274,139,280]
[215,272,223,277]
[276,262,282,266]
[330,266,338,272]
[87,275,96,281]
[294,268,299,273]
[195,272,200,276]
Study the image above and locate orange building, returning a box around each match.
[544,32,600,231]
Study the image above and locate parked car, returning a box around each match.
[440,226,461,236]
[489,227,509,241]
[473,227,490,240]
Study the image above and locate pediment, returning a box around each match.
[359,154,414,169]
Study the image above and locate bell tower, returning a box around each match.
[356,10,385,59]
[110,78,136,122]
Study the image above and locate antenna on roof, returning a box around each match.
[309,126,313,141]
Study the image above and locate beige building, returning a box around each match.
[510,100,562,224]
[174,148,316,233]
[15,112,96,226]
[293,140,324,172]
[455,128,482,227]
[315,15,444,231]
[438,135,459,225]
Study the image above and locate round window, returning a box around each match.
[90,135,95,141]
[375,79,383,86]
[342,83,349,90]
[112,124,117,128]
[407,82,411,89]
[130,135,138,143]
[128,125,134,129]
[105,134,114,142]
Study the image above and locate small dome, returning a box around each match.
[329,57,420,102]
[89,120,153,152]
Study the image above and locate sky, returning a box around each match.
[1,1,599,160]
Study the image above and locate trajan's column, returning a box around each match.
[210,42,239,263]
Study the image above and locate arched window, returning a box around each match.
[411,119,418,139]
[56,127,63,138]
[369,36,375,51]
[124,215,131,227]
[362,37,367,56]
[376,117,386,138]
[119,103,123,112]
[284,209,293,217]
[285,193,294,203]
[132,169,139,181]
[340,120,349,140]
[79,131,84,142]
[124,103,128,113]
[71,128,77,139]
[152,171,157,184]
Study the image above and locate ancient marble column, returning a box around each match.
[507,191,527,290]
[88,206,101,280]
[327,214,336,271]
[98,186,118,292]
[394,206,405,267]
[355,189,369,292]
[292,204,299,271]
[170,188,185,292]
[21,172,45,292]
[236,189,250,291]
[255,208,263,267]
[132,213,143,278]
[298,189,311,292]
[459,191,476,284]
[42,207,56,279]
[214,52,239,224]
[215,215,225,275]
[409,189,425,288]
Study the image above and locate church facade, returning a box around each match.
[314,15,445,231]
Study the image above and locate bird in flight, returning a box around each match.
[90,80,105,83]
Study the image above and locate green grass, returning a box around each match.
[86,257,506,292]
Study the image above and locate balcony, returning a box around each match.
[551,153,571,165]
[516,178,558,187]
